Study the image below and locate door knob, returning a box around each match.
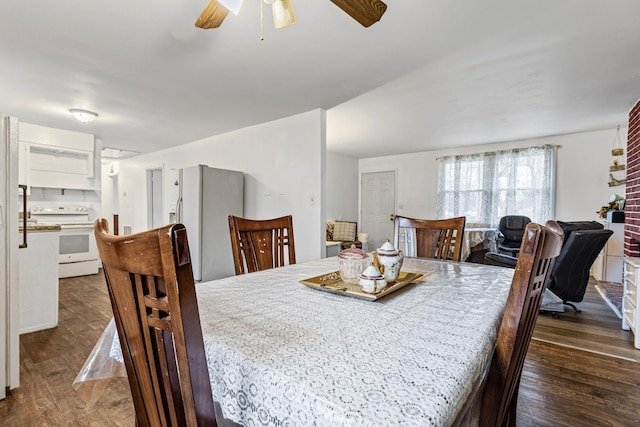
[389,214,395,222]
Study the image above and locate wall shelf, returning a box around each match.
[609,174,626,187]
[609,126,626,187]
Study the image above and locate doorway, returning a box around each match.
[146,167,163,229]
[360,171,396,251]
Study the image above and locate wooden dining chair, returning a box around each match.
[228,214,296,275]
[479,222,563,427]
[94,219,216,427]
[393,215,466,261]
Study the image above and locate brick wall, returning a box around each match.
[625,100,640,256]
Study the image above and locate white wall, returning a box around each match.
[326,151,358,222]
[117,109,326,263]
[359,127,628,224]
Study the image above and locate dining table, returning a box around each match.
[197,256,513,426]
[75,256,515,426]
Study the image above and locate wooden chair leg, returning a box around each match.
[507,387,519,427]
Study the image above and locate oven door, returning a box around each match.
[58,226,98,263]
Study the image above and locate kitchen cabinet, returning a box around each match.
[592,222,624,283]
[19,122,96,191]
[19,227,60,334]
[602,222,624,283]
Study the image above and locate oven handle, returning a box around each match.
[59,225,96,231]
[19,184,27,249]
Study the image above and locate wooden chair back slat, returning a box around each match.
[94,219,216,427]
[393,216,466,261]
[479,222,563,427]
[228,215,296,275]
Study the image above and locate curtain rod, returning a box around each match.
[435,144,560,161]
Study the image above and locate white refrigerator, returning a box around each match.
[176,165,244,282]
[1,114,20,398]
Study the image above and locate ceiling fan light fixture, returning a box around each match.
[272,0,296,29]
[218,0,243,15]
[69,109,98,123]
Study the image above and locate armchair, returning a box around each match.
[326,221,362,250]
[485,220,612,312]
[545,220,612,311]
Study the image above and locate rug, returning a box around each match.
[596,281,623,318]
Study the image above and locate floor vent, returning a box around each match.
[123,225,132,235]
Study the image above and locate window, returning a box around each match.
[437,145,555,227]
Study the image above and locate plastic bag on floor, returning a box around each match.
[72,318,126,407]
[540,289,565,312]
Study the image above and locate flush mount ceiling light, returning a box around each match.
[69,109,98,123]
[194,0,386,31]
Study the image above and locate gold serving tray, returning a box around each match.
[300,271,423,301]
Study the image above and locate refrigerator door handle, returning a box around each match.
[176,168,183,224]
[176,195,183,223]
[19,184,27,248]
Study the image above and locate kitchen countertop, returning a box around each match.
[19,222,61,232]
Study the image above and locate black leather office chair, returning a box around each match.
[485,220,613,313]
[496,215,531,256]
[546,221,612,312]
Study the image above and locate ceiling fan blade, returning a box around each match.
[195,0,230,29]
[329,0,387,27]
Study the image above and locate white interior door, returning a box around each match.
[147,167,163,229]
[361,171,396,251]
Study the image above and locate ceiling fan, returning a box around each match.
[195,0,387,30]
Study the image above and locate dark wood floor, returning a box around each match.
[521,281,640,426]
[1,273,639,426]
[533,280,640,362]
[0,273,134,426]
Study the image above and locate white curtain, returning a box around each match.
[437,145,556,228]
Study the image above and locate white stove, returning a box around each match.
[30,204,91,221]
[30,203,99,278]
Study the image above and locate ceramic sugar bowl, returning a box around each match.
[376,240,403,283]
[359,265,387,294]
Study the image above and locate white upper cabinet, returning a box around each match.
[19,122,96,190]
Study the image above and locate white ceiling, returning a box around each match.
[1,0,639,159]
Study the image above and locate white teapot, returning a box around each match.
[359,265,387,294]
[375,240,403,283]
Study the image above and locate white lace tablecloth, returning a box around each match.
[196,257,514,427]
[462,228,499,261]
